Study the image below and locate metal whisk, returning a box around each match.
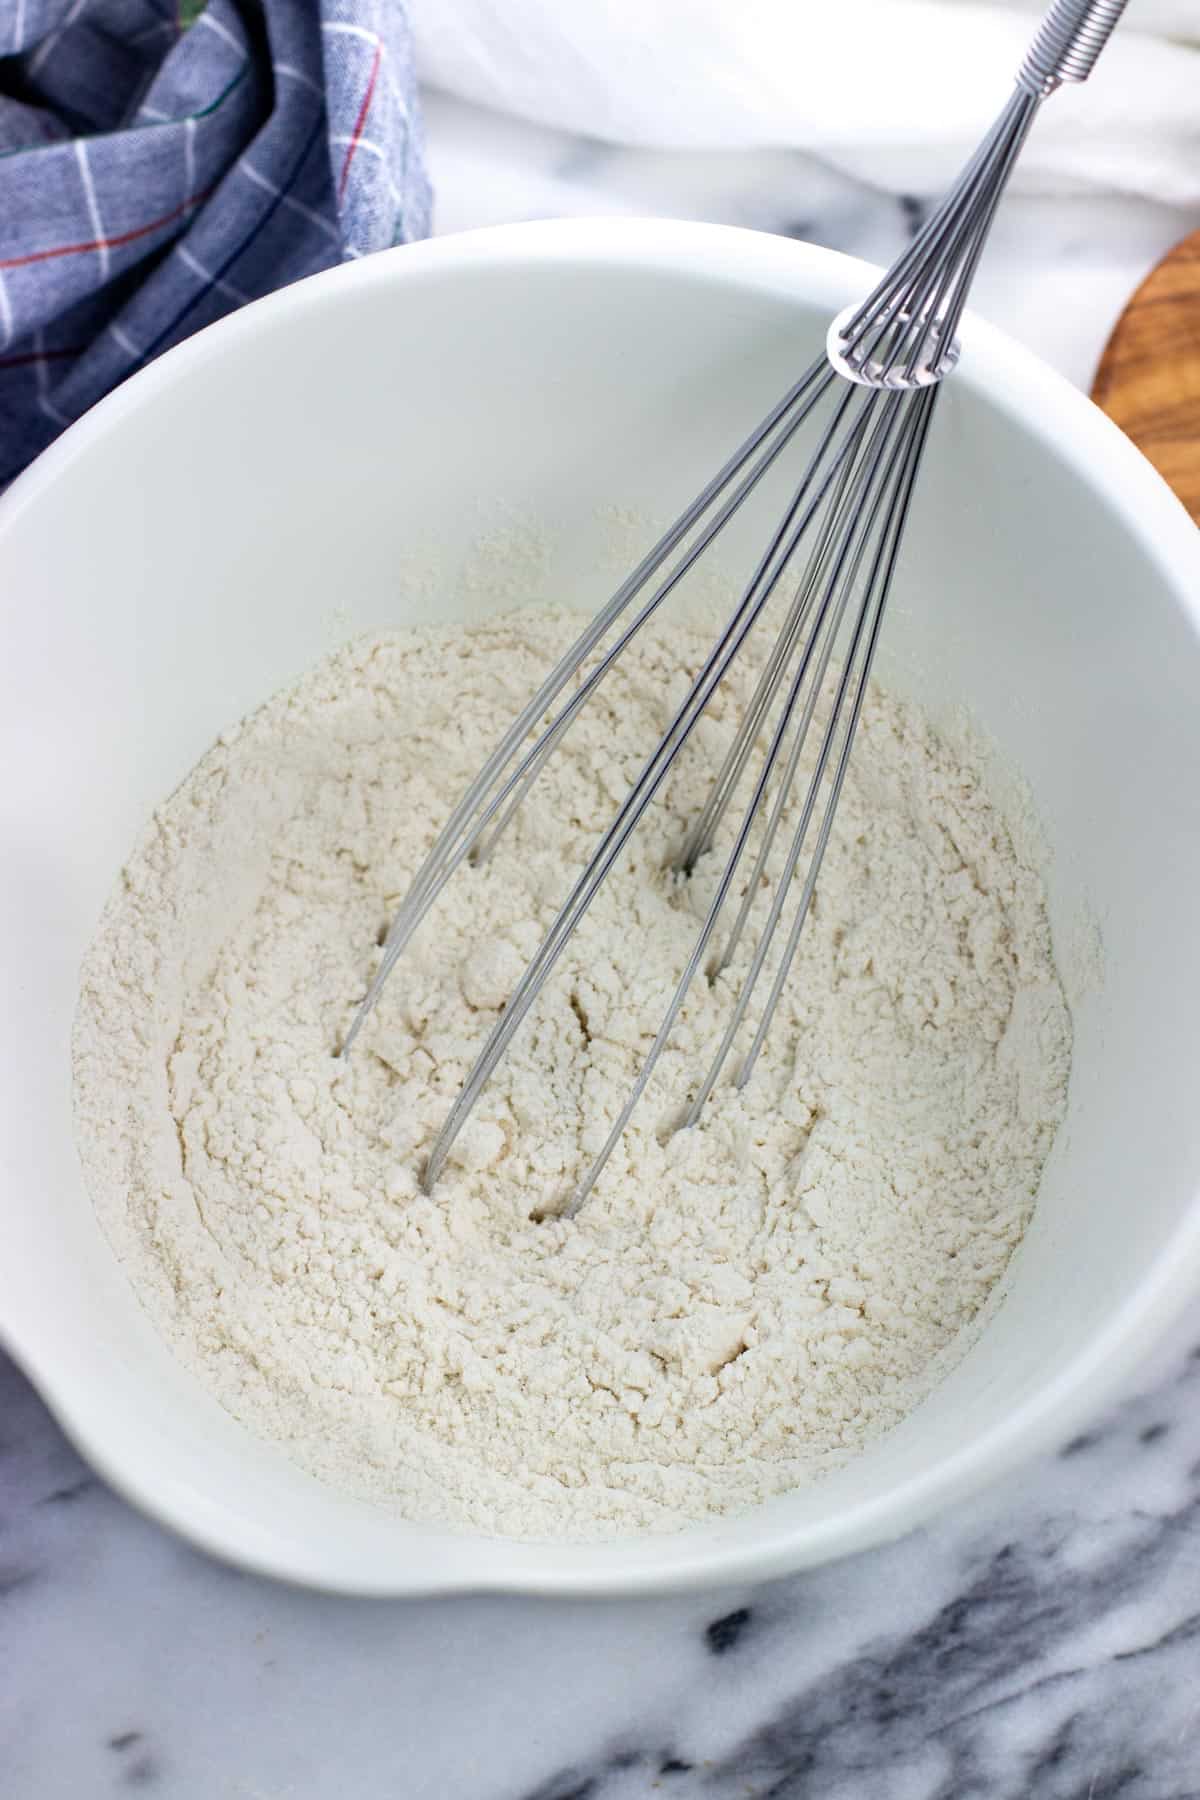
[341,0,1127,1213]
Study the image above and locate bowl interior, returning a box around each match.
[3,222,1200,1593]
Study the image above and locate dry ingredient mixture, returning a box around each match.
[73,605,1071,1538]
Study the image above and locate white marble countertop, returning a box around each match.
[5,92,1200,1800]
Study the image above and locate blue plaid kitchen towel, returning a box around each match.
[0,0,431,484]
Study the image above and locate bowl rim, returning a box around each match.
[5,216,1200,1597]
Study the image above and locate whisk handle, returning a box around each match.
[1017,0,1130,96]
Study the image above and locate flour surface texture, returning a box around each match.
[74,607,1071,1538]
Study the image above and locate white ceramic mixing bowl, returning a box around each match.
[2,221,1200,1596]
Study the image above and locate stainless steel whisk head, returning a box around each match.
[340,0,1127,1213]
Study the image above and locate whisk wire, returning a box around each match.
[684,385,938,1127]
[675,403,873,877]
[708,401,905,982]
[733,384,940,1092]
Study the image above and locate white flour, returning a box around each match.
[73,606,1071,1539]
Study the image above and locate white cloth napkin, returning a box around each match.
[409,0,1200,205]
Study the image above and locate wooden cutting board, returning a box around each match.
[1091,229,1200,522]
